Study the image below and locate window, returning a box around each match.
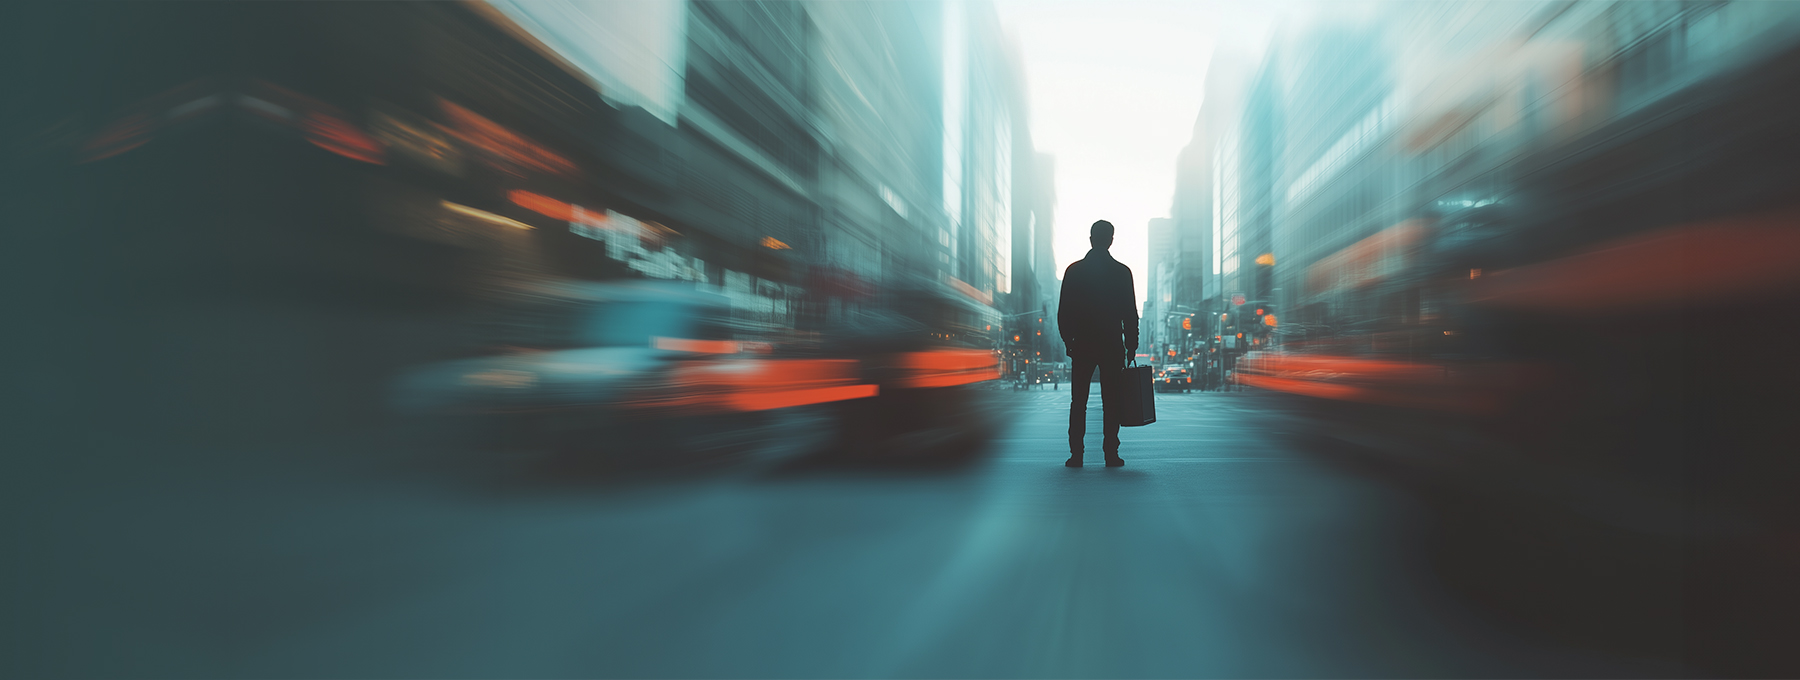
[1287,96,1398,204]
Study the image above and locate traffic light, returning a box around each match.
[1255,305,1277,332]
[1181,317,1192,330]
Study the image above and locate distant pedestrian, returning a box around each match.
[1057,220,1139,468]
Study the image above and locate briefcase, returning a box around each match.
[1118,364,1156,427]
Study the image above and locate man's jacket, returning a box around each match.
[1058,248,1138,361]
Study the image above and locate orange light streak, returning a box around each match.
[439,99,577,177]
[1239,374,1496,415]
[626,359,875,414]
[1471,206,1800,313]
[509,190,575,221]
[893,349,1000,388]
[651,337,740,354]
[899,370,1000,389]
[301,112,386,164]
[728,384,879,411]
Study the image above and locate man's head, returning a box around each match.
[1090,220,1114,250]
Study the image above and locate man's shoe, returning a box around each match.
[1104,454,1124,467]
[1065,455,1083,468]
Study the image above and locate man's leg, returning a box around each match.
[1068,358,1096,461]
[1097,360,1123,456]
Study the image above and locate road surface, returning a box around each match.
[8,388,1675,677]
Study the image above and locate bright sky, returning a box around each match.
[995,1,1281,312]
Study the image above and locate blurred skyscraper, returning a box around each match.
[1261,17,1399,333]
[26,0,1056,449]
[1142,217,1176,360]
[1225,1,1800,341]
[487,0,1044,352]
[1029,152,1061,363]
[1166,52,1248,362]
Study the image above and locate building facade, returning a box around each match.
[1195,0,1800,358]
[488,0,1046,358]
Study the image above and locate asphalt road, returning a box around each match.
[8,387,1685,678]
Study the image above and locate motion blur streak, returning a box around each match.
[78,114,151,161]
[440,201,533,230]
[650,336,741,354]
[9,0,1800,677]
[893,349,1006,388]
[625,358,876,415]
[508,189,575,222]
[300,113,387,165]
[438,98,579,177]
[728,383,880,412]
[1472,206,1800,312]
[1235,359,1509,416]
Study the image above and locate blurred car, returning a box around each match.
[806,280,1006,465]
[394,278,720,407]
[1156,367,1193,393]
[391,278,865,469]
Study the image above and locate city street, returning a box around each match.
[10,387,1675,678]
[14,2,1800,677]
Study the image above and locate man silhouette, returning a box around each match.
[1057,220,1138,467]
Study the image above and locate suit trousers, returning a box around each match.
[1069,356,1122,455]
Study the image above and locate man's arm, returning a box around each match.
[1120,268,1139,360]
